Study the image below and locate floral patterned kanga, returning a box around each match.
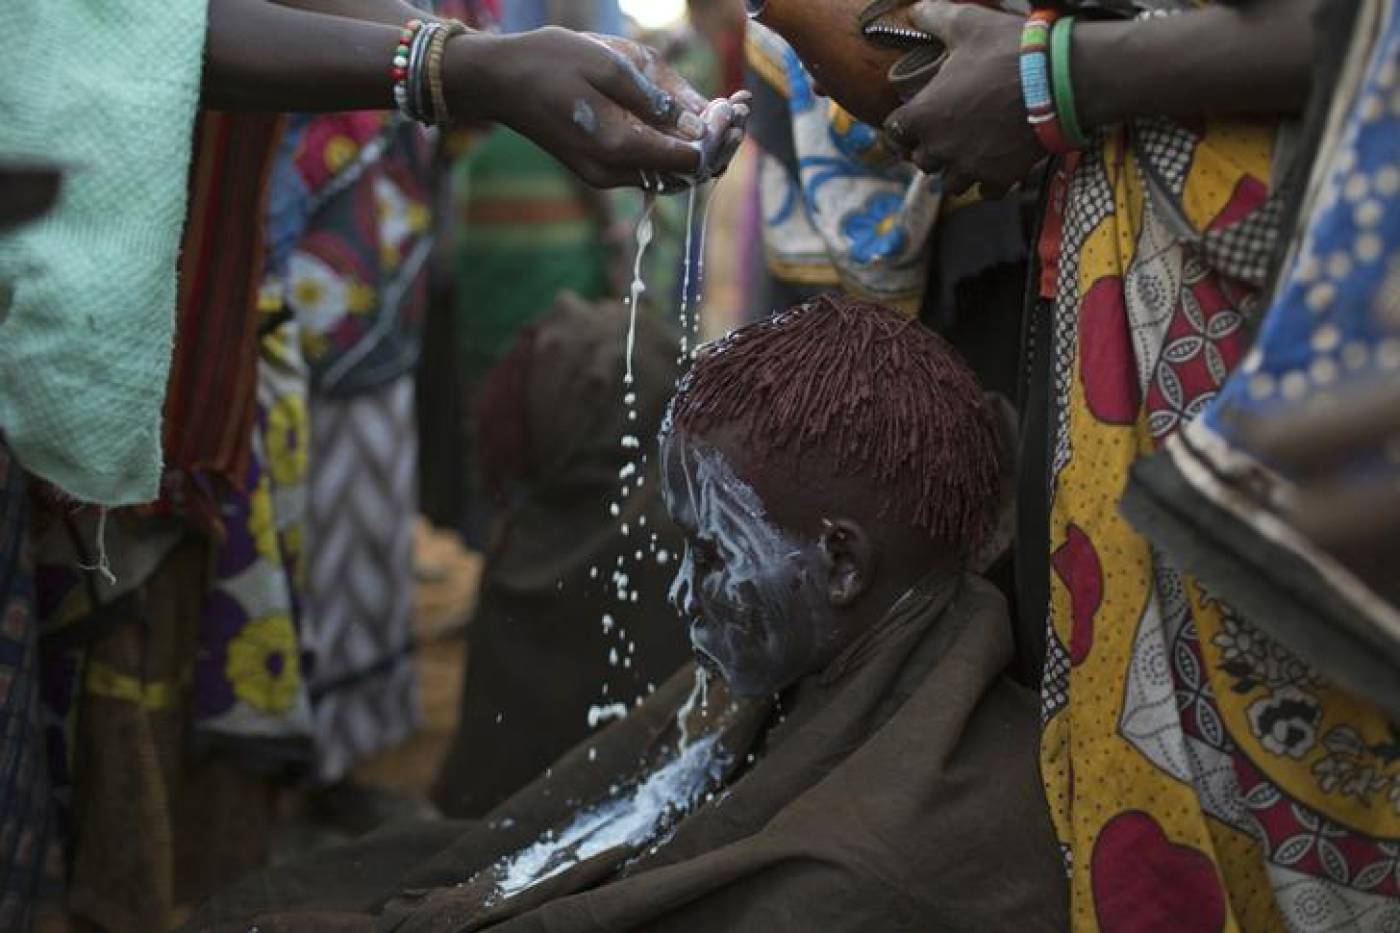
[279,112,435,397]
[191,314,315,761]
[1039,6,1400,925]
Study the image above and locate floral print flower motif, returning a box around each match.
[1214,611,1318,690]
[287,249,375,363]
[1314,725,1400,810]
[1247,686,1322,759]
[373,175,430,270]
[842,192,908,265]
[1213,613,1268,670]
[248,473,279,564]
[287,250,351,335]
[266,393,309,487]
[225,614,300,714]
[323,134,359,175]
[827,105,881,163]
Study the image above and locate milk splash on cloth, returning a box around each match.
[489,671,725,899]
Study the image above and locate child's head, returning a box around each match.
[659,293,999,695]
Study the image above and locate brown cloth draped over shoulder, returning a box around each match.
[192,573,1068,932]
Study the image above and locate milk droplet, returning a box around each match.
[656,549,671,565]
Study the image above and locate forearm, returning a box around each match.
[204,0,400,110]
[266,0,427,28]
[1074,0,1319,128]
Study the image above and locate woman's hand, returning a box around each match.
[882,0,1042,197]
[450,28,745,189]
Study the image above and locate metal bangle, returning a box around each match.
[407,21,439,123]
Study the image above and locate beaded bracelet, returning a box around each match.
[392,18,449,124]
[391,19,425,118]
[1019,10,1076,155]
[427,20,469,125]
[1050,16,1090,150]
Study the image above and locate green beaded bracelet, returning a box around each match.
[1050,16,1090,150]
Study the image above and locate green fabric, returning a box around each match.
[452,129,611,390]
[0,0,207,505]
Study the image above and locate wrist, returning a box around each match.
[1072,20,1142,129]
[443,31,509,124]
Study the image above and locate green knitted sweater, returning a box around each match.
[0,1,207,504]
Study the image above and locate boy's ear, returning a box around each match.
[819,518,875,607]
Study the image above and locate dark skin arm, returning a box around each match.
[267,0,423,25]
[885,0,1318,196]
[203,0,747,187]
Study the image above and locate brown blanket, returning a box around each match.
[194,573,1067,932]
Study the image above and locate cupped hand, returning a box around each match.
[452,28,746,190]
[882,0,1043,197]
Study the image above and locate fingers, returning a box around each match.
[908,0,962,44]
[586,35,707,140]
[587,97,703,177]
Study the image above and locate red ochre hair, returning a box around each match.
[666,293,1000,557]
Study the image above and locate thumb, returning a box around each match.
[908,0,963,45]
[882,101,918,156]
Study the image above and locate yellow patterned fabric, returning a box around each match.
[1041,116,1400,931]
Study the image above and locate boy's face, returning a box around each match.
[659,430,839,697]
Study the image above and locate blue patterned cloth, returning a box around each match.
[1202,28,1400,445]
[747,23,939,312]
